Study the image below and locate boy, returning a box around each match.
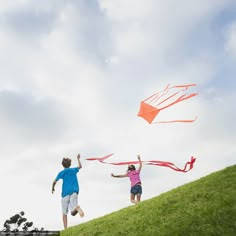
[111,155,142,204]
[52,154,84,229]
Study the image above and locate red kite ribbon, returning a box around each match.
[146,156,196,172]
[153,116,198,124]
[86,154,196,173]
[86,153,114,162]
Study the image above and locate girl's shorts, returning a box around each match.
[130,184,142,195]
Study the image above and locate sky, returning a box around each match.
[0,0,236,231]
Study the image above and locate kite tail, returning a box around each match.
[86,154,196,172]
[172,84,197,89]
[146,156,196,172]
[153,116,198,124]
[144,84,171,104]
[148,83,197,107]
[159,93,198,111]
[86,153,114,161]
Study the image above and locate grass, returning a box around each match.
[60,165,236,236]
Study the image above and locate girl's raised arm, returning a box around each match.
[137,155,142,172]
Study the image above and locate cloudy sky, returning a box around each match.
[0,0,235,231]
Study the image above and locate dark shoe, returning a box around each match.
[71,209,78,216]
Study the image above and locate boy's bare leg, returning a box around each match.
[76,205,84,217]
[71,205,84,217]
[63,214,67,229]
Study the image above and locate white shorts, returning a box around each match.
[61,192,78,215]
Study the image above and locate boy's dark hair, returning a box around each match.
[62,158,71,168]
[128,165,136,171]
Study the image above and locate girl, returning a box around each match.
[111,155,142,204]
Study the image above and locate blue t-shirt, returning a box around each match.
[55,167,80,197]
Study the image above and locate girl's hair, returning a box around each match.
[62,158,71,168]
[127,165,136,172]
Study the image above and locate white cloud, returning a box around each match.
[225,22,236,57]
[99,0,152,21]
[100,0,232,60]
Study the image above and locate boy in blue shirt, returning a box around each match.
[52,154,84,229]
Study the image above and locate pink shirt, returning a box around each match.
[127,170,141,187]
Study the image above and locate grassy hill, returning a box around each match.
[61,165,236,236]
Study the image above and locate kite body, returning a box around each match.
[138,102,160,124]
[137,84,198,124]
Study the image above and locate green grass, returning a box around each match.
[61,165,236,236]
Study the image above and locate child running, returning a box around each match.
[52,153,84,229]
[111,155,142,204]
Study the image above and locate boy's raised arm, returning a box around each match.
[77,154,82,169]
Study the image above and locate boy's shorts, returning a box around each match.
[61,192,78,215]
[130,184,142,195]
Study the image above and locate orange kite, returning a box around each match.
[137,84,198,124]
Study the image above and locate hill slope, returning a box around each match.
[61,165,236,236]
